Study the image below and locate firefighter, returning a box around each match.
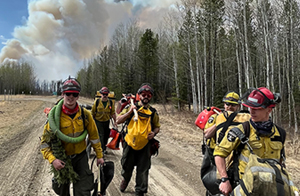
[214,87,299,196]
[201,92,242,196]
[40,76,104,196]
[91,87,117,155]
[116,83,160,196]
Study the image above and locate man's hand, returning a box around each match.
[97,158,105,166]
[114,122,118,130]
[219,180,232,196]
[52,159,65,171]
[148,132,155,140]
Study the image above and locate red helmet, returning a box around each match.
[62,76,81,93]
[137,83,154,95]
[100,87,109,94]
[242,87,280,109]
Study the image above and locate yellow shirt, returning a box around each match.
[92,98,115,122]
[41,107,103,164]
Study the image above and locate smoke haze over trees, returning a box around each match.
[1,0,300,132]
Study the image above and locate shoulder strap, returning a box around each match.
[149,106,156,122]
[96,98,100,108]
[217,112,238,144]
[274,124,286,144]
[80,106,86,129]
[110,99,113,112]
[230,121,251,153]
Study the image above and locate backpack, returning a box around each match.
[230,122,295,196]
[124,103,159,155]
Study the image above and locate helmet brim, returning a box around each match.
[224,100,239,105]
[64,90,80,93]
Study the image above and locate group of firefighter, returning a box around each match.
[199,89,299,196]
[40,75,299,196]
[40,76,160,196]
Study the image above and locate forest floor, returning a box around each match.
[0,95,299,196]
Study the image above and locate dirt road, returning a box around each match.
[0,96,206,196]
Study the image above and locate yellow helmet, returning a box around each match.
[222,92,240,105]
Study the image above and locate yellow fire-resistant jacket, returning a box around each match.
[204,113,218,149]
[214,122,299,193]
[92,98,115,122]
[41,107,103,164]
[214,122,285,178]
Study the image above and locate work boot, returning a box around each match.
[120,179,128,192]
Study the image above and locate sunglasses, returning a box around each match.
[65,93,79,97]
[102,94,108,96]
[225,102,238,107]
[141,92,152,98]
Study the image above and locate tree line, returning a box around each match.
[77,0,300,132]
[1,0,300,132]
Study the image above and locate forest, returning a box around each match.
[1,0,300,132]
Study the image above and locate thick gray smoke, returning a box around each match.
[0,0,178,81]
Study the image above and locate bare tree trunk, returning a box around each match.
[173,47,181,111]
[262,0,270,89]
[204,31,208,107]
[243,0,250,88]
[289,11,298,132]
[235,28,243,104]
[285,37,292,128]
[193,8,200,113]
[188,37,197,114]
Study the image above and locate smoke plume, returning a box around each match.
[0,0,178,81]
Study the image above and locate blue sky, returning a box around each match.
[0,0,29,41]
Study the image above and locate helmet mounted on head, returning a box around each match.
[100,87,109,94]
[137,83,154,95]
[241,87,281,109]
[62,76,81,93]
[222,92,240,105]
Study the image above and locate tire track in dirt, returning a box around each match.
[0,101,49,195]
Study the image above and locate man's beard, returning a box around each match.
[141,98,149,105]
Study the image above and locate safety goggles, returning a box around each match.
[140,91,152,98]
[241,88,271,108]
[225,102,238,107]
[65,93,79,97]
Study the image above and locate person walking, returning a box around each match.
[91,87,117,155]
[116,83,160,196]
[40,76,104,196]
[214,87,299,196]
[201,92,246,196]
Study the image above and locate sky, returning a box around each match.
[0,0,178,82]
